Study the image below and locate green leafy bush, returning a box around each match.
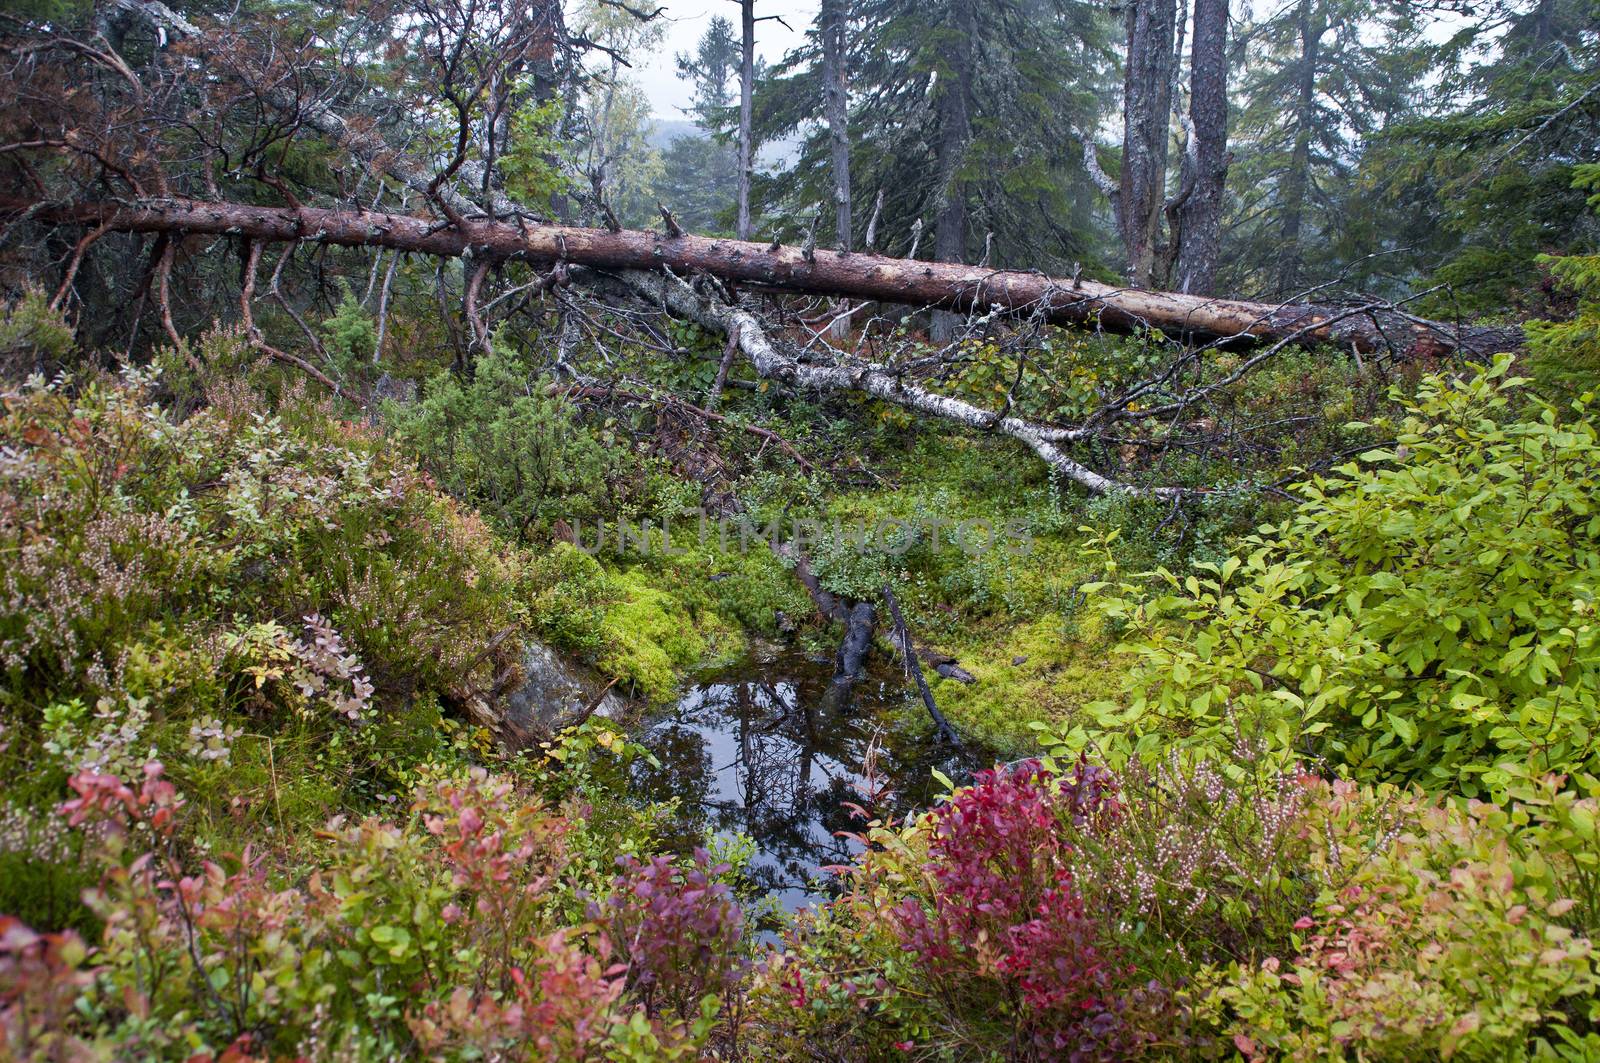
[1081,357,1600,794]
[501,96,576,212]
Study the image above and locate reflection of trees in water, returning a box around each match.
[634,662,970,899]
[632,722,714,842]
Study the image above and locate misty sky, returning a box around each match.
[631,1,819,118]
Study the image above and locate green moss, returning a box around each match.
[597,568,746,702]
[623,538,812,638]
[0,850,101,937]
[932,612,1124,753]
[523,539,795,701]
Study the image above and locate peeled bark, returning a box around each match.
[8,196,1520,360]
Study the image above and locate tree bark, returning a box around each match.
[820,0,852,252]
[930,0,977,342]
[1174,0,1228,295]
[882,583,961,746]
[819,0,853,340]
[737,0,756,240]
[1121,0,1179,289]
[8,196,1521,360]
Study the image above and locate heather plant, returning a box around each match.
[758,755,1600,1060]
[0,362,571,938]
[892,760,1151,1060]
[1051,744,1327,986]
[0,797,95,937]
[1194,776,1600,1060]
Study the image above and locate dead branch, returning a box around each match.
[882,583,962,747]
[553,381,816,474]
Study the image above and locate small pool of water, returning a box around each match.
[630,649,992,911]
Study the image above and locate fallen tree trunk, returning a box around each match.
[6,196,1521,358]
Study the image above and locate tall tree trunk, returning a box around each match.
[1277,0,1323,295]
[1121,0,1179,289]
[930,0,976,343]
[737,0,756,240]
[820,0,852,340]
[1174,0,1228,294]
[1533,0,1557,47]
[820,0,851,251]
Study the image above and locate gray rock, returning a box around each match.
[499,640,627,748]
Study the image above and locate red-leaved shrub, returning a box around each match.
[892,760,1164,1060]
[598,848,747,1024]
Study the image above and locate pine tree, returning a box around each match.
[1221,0,1423,298]
[676,14,740,126]
[1364,0,1600,312]
[660,16,742,233]
[754,0,1116,272]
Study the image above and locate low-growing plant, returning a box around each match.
[765,760,1175,1061]
[1084,356,1600,794]
[597,848,747,1032]
[0,739,752,1060]
[1053,745,1326,985]
[387,342,632,540]
[1194,776,1600,1060]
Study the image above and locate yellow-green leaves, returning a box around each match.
[1079,359,1600,795]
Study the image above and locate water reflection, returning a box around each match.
[631,652,987,911]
